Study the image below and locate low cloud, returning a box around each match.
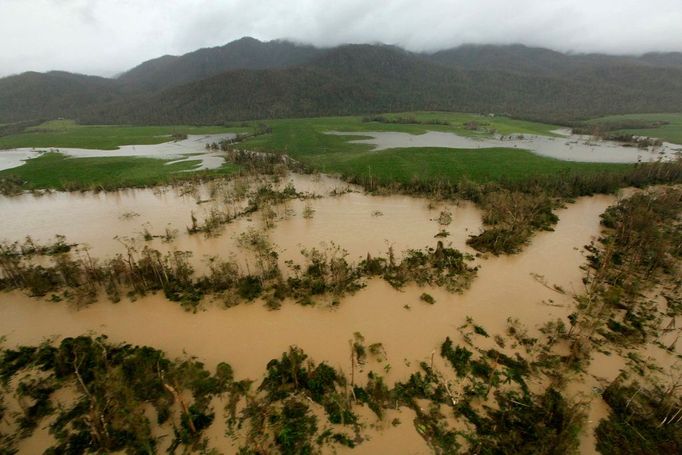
[1,0,681,77]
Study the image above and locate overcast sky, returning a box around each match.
[1,0,682,78]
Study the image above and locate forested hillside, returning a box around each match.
[118,37,323,91]
[0,71,123,124]
[426,44,682,75]
[2,38,682,125]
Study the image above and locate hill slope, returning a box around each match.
[425,44,682,75]
[84,45,682,124]
[2,38,682,125]
[0,71,122,124]
[118,37,322,91]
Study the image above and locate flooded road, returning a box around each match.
[327,130,681,163]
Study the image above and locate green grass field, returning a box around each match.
[0,120,249,150]
[4,111,676,191]
[244,112,559,155]
[586,113,682,145]
[241,113,629,183]
[311,147,630,184]
[0,152,238,191]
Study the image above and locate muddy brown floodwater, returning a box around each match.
[0,173,483,272]
[0,172,618,453]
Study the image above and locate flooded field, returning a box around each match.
[0,170,624,453]
[327,130,681,163]
[0,133,236,171]
[1,170,680,454]
[0,191,613,378]
[0,173,482,271]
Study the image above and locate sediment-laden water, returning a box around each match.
[0,173,623,453]
[0,190,614,378]
[0,174,482,272]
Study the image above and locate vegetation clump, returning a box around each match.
[206,123,272,151]
[0,336,231,453]
[437,210,453,225]
[596,375,682,454]
[385,326,585,453]
[260,347,355,424]
[373,241,477,292]
[0,174,25,196]
[572,187,682,351]
[234,347,358,453]
[462,387,585,454]
[600,133,663,148]
[361,115,451,126]
[302,201,315,219]
[420,292,436,304]
[467,189,560,254]
[187,182,305,235]
[0,235,74,257]
[441,337,472,377]
[350,155,681,255]
[0,331,591,454]
[571,118,670,137]
[0,236,477,310]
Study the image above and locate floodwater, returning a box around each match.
[326,130,681,163]
[0,180,617,452]
[0,173,482,271]
[0,149,43,171]
[571,286,682,454]
[15,168,672,454]
[0,133,236,171]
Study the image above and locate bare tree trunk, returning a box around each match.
[164,383,197,434]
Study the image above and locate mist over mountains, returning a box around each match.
[2,37,681,125]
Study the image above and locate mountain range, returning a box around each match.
[1,36,681,125]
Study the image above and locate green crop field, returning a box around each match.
[0,119,249,150]
[241,113,629,184]
[5,111,677,191]
[585,113,682,145]
[307,147,630,184]
[244,112,560,157]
